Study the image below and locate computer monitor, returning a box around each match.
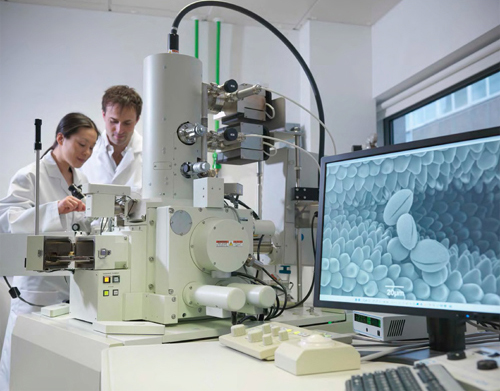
[314,127,500,353]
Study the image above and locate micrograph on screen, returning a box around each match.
[319,135,500,313]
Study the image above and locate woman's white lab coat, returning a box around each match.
[0,152,89,390]
[79,131,142,197]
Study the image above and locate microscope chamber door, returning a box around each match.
[189,218,248,273]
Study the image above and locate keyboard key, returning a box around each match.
[345,363,464,391]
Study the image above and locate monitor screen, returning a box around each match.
[314,128,500,320]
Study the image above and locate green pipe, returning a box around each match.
[215,20,221,132]
[213,20,222,171]
[194,19,199,59]
[215,20,221,85]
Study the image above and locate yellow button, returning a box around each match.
[103,276,110,283]
[293,331,300,335]
[103,290,109,296]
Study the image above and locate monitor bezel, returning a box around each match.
[313,126,500,322]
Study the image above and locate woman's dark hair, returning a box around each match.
[42,112,99,157]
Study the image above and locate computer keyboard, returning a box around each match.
[346,363,465,391]
[219,321,344,361]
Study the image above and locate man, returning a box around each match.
[80,85,143,197]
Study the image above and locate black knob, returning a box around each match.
[180,162,191,178]
[477,360,498,370]
[223,128,238,142]
[69,184,85,200]
[447,351,466,360]
[72,223,80,232]
[223,79,238,93]
[180,162,190,174]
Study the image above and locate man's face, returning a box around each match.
[103,104,139,148]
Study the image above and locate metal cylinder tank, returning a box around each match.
[143,53,202,202]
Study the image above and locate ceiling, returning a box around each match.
[4,0,401,30]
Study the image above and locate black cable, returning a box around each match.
[237,199,260,220]
[256,235,264,261]
[170,1,325,162]
[254,234,265,279]
[237,315,258,324]
[224,196,260,220]
[260,267,287,318]
[100,217,106,234]
[3,276,43,307]
[232,272,284,293]
[127,198,136,216]
[267,294,280,321]
[482,321,500,329]
[285,212,318,310]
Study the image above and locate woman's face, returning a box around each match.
[57,127,98,168]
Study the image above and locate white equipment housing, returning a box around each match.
[22,53,276,326]
[353,311,428,341]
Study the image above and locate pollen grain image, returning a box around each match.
[319,138,500,307]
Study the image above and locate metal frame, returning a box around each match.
[383,63,500,145]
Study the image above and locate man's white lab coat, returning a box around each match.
[0,152,89,390]
[79,131,142,197]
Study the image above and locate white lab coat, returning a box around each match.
[0,152,89,390]
[79,131,142,197]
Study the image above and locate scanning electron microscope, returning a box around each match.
[0,52,348,352]
[20,53,283,328]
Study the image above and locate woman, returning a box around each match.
[0,112,99,390]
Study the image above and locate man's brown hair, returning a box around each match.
[102,85,142,119]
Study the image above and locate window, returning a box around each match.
[385,65,500,144]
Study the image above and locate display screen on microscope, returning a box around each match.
[313,127,500,321]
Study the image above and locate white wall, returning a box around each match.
[300,21,376,156]
[0,2,174,196]
[372,0,500,99]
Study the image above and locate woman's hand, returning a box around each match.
[57,196,86,215]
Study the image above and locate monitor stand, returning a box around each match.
[375,317,466,365]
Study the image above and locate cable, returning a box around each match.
[256,235,264,261]
[234,198,260,220]
[311,212,317,257]
[260,267,287,318]
[232,271,285,320]
[224,196,260,220]
[467,320,500,334]
[225,204,241,223]
[265,103,275,119]
[3,276,43,307]
[353,334,428,346]
[285,212,318,310]
[245,134,321,172]
[264,88,337,155]
[237,315,258,324]
[481,321,500,330]
[360,342,430,362]
[232,271,279,291]
[262,141,278,157]
[169,1,326,162]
